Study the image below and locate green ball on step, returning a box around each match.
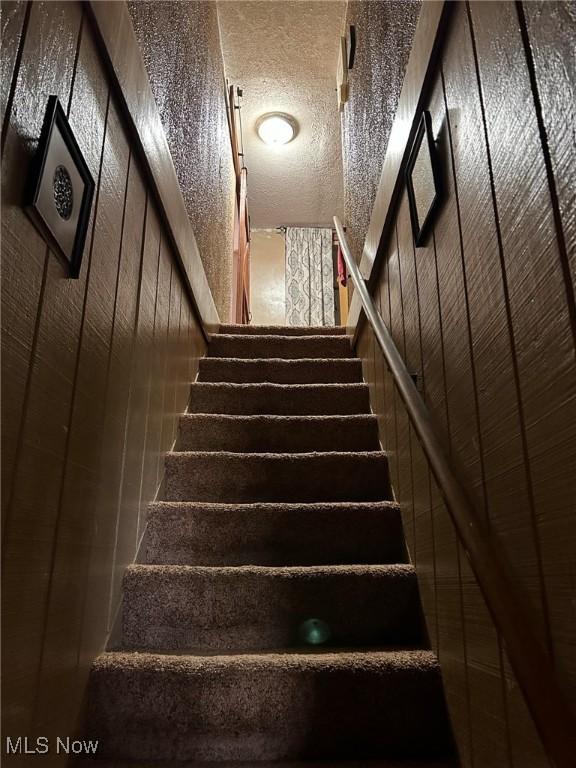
[298,618,331,646]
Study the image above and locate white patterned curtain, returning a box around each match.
[285,227,335,326]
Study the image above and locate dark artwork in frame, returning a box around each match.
[25,95,95,277]
[405,110,443,247]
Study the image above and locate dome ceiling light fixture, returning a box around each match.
[256,112,298,146]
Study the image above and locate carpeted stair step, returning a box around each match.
[209,334,351,359]
[144,501,405,566]
[219,324,347,336]
[177,414,379,453]
[198,357,363,384]
[120,564,421,652]
[164,451,391,504]
[187,383,370,415]
[88,650,453,762]
[77,760,456,767]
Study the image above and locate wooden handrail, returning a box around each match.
[334,215,576,768]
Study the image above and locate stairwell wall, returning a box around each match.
[127,0,236,323]
[1,1,207,759]
[340,0,420,266]
[351,2,576,766]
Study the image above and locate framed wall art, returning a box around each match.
[405,110,443,247]
[25,95,95,277]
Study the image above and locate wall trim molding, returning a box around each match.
[347,0,449,337]
[86,0,220,334]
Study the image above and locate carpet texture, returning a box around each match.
[219,324,347,336]
[208,334,352,359]
[187,382,370,415]
[78,761,457,768]
[144,501,405,566]
[198,357,363,384]
[120,563,421,652]
[178,414,379,453]
[87,327,454,765]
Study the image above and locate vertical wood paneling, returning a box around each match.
[355,1,573,764]
[469,0,576,703]
[32,95,130,741]
[443,2,544,637]
[503,652,552,768]
[152,245,173,492]
[520,0,576,311]
[1,1,83,738]
[97,154,147,595]
[428,74,483,506]
[1,0,82,536]
[1,3,207,754]
[380,256,401,504]
[162,273,182,453]
[110,195,157,616]
[0,1,30,134]
[432,493,472,767]
[460,551,511,768]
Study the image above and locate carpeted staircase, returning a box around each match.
[87,326,455,766]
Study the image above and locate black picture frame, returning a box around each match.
[405,110,442,247]
[347,25,356,70]
[25,96,95,277]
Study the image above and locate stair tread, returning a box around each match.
[80,761,456,767]
[89,649,452,760]
[214,333,349,340]
[95,647,439,669]
[127,563,413,575]
[165,451,391,504]
[187,382,370,416]
[83,763,457,767]
[168,449,385,457]
[144,500,404,567]
[180,413,377,421]
[178,413,380,452]
[121,564,419,651]
[198,358,362,383]
[208,335,352,360]
[218,324,347,335]
[190,381,367,389]
[148,499,399,510]
[201,356,360,362]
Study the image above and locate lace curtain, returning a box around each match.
[285,227,335,326]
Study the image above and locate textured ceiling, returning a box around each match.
[217,0,346,228]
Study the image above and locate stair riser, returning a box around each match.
[88,655,452,762]
[165,453,391,504]
[145,502,405,566]
[121,566,421,652]
[209,336,352,359]
[198,358,363,384]
[178,415,379,453]
[75,762,457,768]
[218,325,347,336]
[187,384,370,415]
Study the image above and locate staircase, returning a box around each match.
[87,326,455,766]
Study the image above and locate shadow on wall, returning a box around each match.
[250,229,286,325]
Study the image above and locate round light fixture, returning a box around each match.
[256,113,298,145]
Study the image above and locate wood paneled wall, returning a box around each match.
[1,2,206,758]
[356,2,575,766]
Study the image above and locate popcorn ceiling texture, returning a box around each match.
[341,1,421,265]
[217,1,345,228]
[127,1,235,321]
